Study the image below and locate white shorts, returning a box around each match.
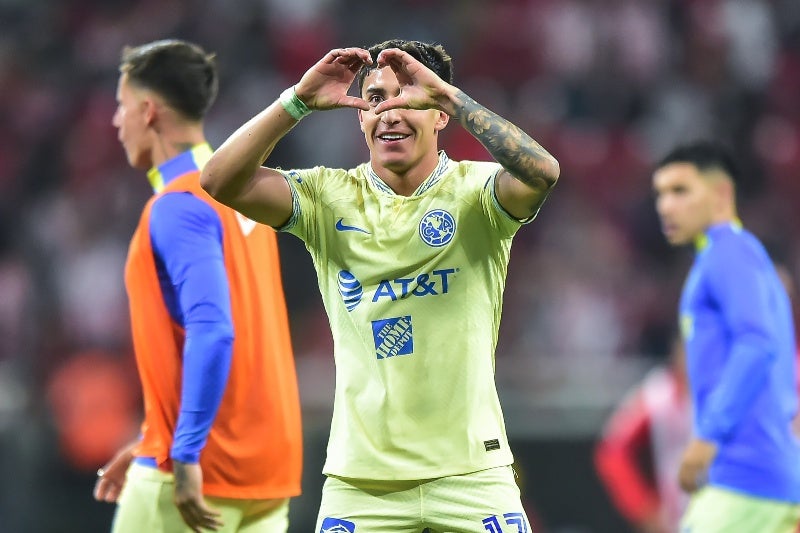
[112,462,290,533]
[315,465,532,533]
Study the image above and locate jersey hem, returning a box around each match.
[321,457,515,482]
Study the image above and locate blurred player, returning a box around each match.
[652,140,800,532]
[200,39,559,532]
[594,335,691,533]
[92,39,302,532]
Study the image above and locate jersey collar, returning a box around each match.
[368,151,451,196]
[694,219,743,252]
[146,143,213,193]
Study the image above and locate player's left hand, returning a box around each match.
[173,461,223,532]
[373,48,456,115]
[678,438,717,493]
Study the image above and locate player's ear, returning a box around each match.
[722,177,736,204]
[434,110,449,132]
[143,98,159,127]
[358,109,365,132]
[710,174,734,209]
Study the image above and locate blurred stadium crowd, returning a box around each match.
[1,0,800,531]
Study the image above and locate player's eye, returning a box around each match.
[368,94,384,106]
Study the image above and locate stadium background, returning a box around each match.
[1,0,799,531]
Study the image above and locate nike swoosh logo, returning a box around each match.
[335,218,370,234]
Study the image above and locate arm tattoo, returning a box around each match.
[453,91,558,191]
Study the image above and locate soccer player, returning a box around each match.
[652,141,800,532]
[594,335,691,533]
[92,40,302,533]
[200,40,560,532]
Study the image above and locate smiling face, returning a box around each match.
[357,66,448,181]
[652,162,722,246]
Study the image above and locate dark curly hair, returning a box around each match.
[356,39,453,94]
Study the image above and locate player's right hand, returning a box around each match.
[295,48,372,112]
[93,442,136,503]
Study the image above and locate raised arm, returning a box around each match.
[453,92,560,219]
[200,48,373,227]
[375,48,560,220]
